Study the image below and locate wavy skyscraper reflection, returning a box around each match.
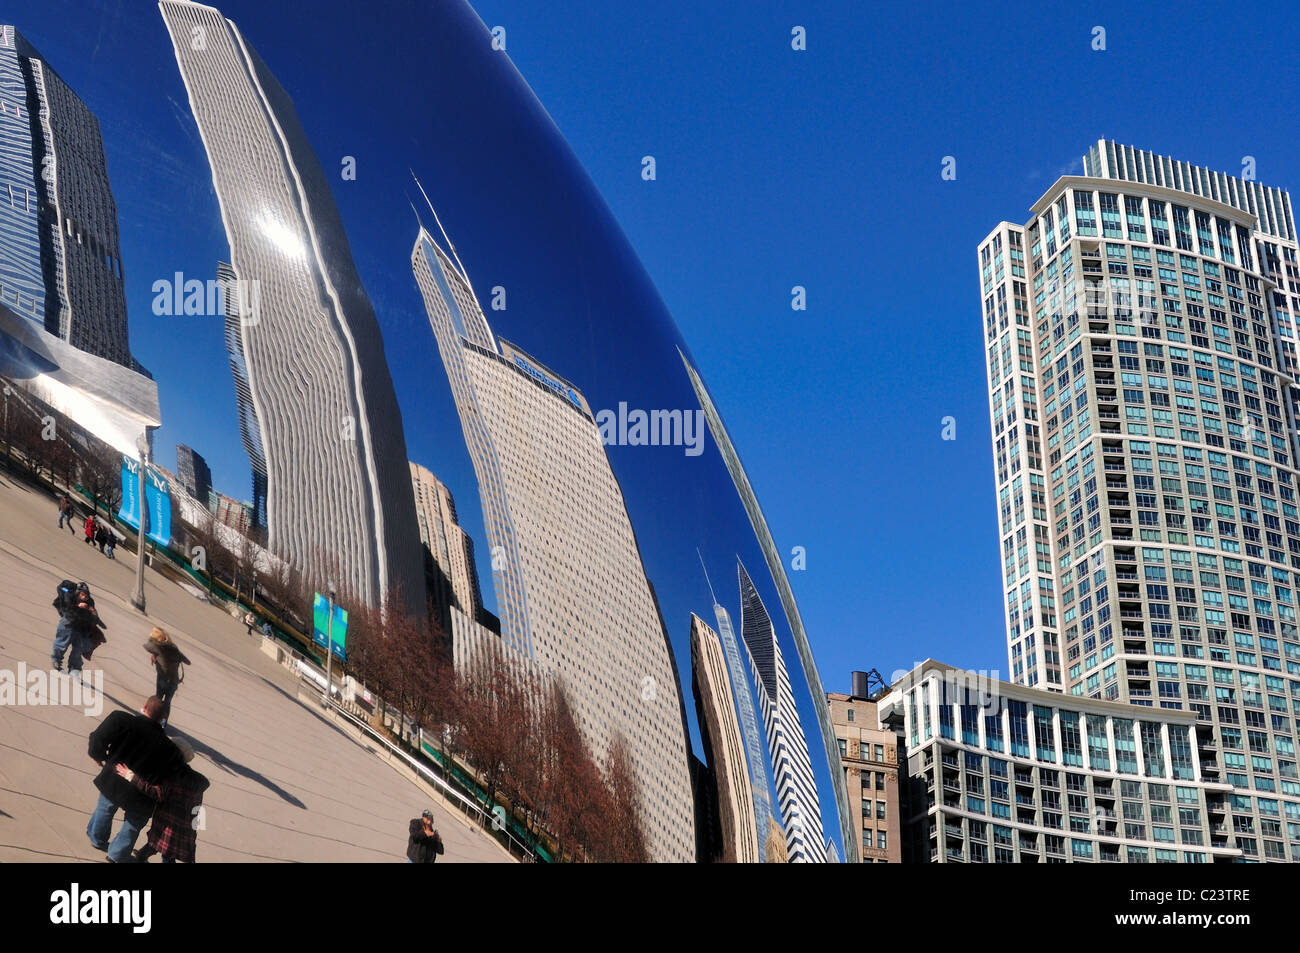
[413,224,698,862]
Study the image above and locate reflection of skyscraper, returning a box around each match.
[682,351,853,860]
[409,461,484,632]
[160,1,424,611]
[175,444,212,503]
[690,613,761,862]
[0,25,131,366]
[412,226,696,862]
[701,554,776,861]
[218,261,267,532]
[739,560,826,862]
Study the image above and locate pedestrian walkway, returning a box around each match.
[0,468,512,863]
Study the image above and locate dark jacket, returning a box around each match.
[63,594,106,638]
[145,640,191,683]
[406,819,445,863]
[88,711,184,815]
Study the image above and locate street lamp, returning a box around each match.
[322,585,336,708]
[130,433,149,613]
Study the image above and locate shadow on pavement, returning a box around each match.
[170,726,307,809]
[86,690,307,809]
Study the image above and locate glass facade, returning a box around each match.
[982,141,1300,861]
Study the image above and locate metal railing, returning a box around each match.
[277,643,539,861]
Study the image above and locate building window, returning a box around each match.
[877,830,887,850]
[847,709,855,722]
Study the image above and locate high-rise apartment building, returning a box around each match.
[828,676,902,863]
[175,444,213,503]
[738,560,826,862]
[0,24,131,367]
[881,660,1242,862]
[980,140,1300,861]
[160,0,425,613]
[409,461,484,633]
[412,225,697,862]
[690,612,761,862]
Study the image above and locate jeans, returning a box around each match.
[156,674,180,722]
[87,793,150,862]
[51,620,85,672]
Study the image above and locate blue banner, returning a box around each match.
[312,592,348,661]
[144,465,171,547]
[118,456,140,529]
[118,456,172,548]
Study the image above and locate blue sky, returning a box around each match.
[13,0,1300,846]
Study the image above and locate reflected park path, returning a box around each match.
[0,467,511,863]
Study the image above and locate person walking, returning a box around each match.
[86,696,184,863]
[406,810,445,863]
[57,495,75,532]
[144,628,191,727]
[244,611,256,637]
[94,522,109,554]
[83,513,96,546]
[116,738,210,864]
[104,529,116,560]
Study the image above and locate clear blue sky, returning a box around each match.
[17,0,1300,714]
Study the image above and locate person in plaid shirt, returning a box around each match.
[114,738,210,863]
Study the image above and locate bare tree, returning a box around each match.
[234,532,258,607]
[186,508,230,597]
[596,735,648,862]
[79,446,122,520]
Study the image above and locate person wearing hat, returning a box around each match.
[406,809,445,863]
[116,737,210,863]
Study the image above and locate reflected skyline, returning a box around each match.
[0,0,859,859]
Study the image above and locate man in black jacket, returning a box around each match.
[86,696,184,862]
[406,810,446,863]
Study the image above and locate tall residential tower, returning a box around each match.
[980,140,1300,861]
[160,0,425,612]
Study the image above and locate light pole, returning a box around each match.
[130,433,149,613]
[322,585,335,708]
